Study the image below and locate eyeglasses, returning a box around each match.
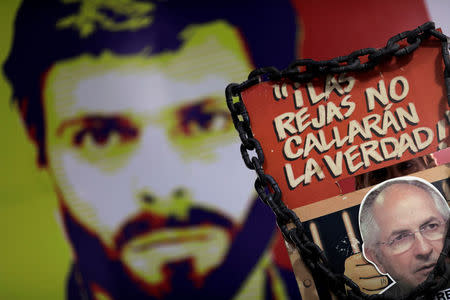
[377,220,446,255]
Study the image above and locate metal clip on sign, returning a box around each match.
[225,22,450,299]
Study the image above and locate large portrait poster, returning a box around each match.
[0,1,301,299]
[240,32,450,298]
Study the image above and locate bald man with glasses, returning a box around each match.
[359,177,449,297]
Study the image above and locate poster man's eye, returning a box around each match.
[177,99,231,136]
[70,116,139,148]
[423,222,439,231]
[398,161,413,171]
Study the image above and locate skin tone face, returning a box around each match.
[356,157,430,189]
[364,184,446,290]
[42,21,255,287]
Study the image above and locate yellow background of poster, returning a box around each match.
[0,1,71,299]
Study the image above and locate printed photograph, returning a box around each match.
[360,176,449,297]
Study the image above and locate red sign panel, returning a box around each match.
[241,38,449,208]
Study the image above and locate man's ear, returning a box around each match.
[363,244,386,274]
[16,97,47,167]
[17,97,36,140]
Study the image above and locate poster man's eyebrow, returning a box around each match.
[388,216,441,238]
[57,117,85,136]
[419,216,440,227]
[56,115,134,136]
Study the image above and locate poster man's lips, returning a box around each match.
[122,226,217,254]
[414,263,435,273]
[119,225,230,286]
[114,208,235,253]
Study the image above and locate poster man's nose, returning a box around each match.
[130,126,191,199]
[413,233,433,257]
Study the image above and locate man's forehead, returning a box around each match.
[47,65,230,116]
[375,183,427,205]
[43,21,253,120]
[372,183,440,224]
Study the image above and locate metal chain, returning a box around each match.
[225,22,450,300]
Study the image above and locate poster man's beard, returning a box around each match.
[62,199,277,300]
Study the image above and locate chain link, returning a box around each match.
[225,22,450,299]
